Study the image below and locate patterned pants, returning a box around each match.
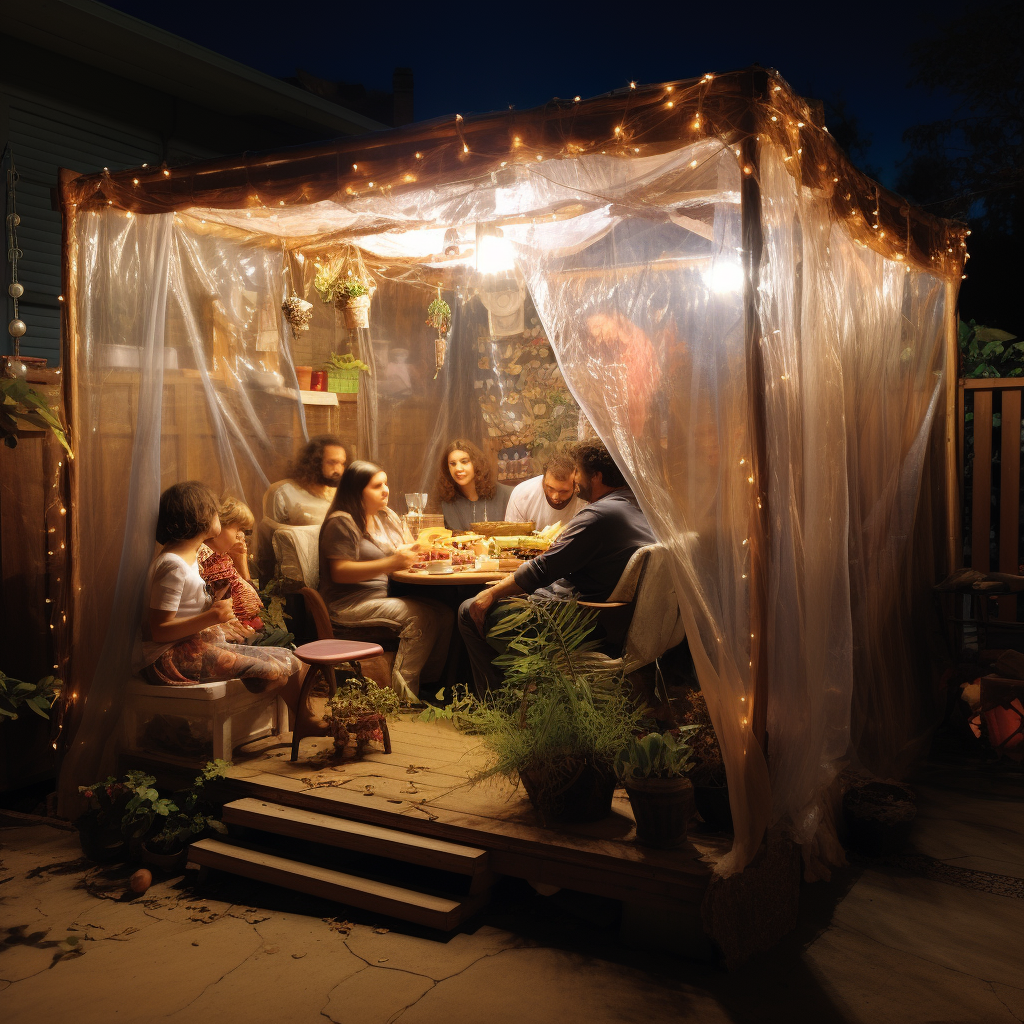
[146,633,300,691]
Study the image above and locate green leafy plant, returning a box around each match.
[0,378,73,456]
[146,759,232,855]
[323,350,371,374]
[426,297,452,337]
[78,771,176,844]
[959,319,1021,379]
[0,671,62,721]
[615,727,700,782]
[678,691,727,787]
[313,263,370,305]
[324,677,400,752]
[421,600,644,788]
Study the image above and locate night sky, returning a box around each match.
[101,0,965,191]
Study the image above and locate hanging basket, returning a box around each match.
[624,775,695,849]
[519,759,617,826]
[337,294,371,330]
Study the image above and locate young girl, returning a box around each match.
[198,496,264,632]
[137,483,312,728]
[318,461,454,701]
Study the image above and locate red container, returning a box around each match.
[309,370,328,392]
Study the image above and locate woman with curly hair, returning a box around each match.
[436,439,512,531]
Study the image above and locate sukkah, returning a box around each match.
[53,67,965,877]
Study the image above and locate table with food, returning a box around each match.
[388,521,568,585]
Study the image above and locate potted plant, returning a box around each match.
[76,771,175,863]
[324,678,399,756]
[679,691,732,832]
[422,600,645,826]
[0,670,62,722]
[615,727,700,848]
[140,760,232,873]
[842,780,917,857]
[322,350,371,395]
[313,263,373,330]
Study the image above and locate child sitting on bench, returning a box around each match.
[135,482,320,733]
[198,495,264,632]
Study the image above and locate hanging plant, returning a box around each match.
[427,296,452,380]
[281,295,313,337]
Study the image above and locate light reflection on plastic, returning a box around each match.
[704,260,743,293]
[476,231,515,275]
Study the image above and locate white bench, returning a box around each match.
[121,677,288,766]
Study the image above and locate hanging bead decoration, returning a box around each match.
[5,157,28,380]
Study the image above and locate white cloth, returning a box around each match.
[135,552,211,669]
[504,475,588,531]
[271,480,333,526]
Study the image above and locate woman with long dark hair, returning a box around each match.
[436,439,512,531]
[318,461,454,700]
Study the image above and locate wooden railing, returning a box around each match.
[959,378,1024,619]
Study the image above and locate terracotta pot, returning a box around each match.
[625,775,695,849]
[519,760,617,826]
[693,784,733,832]
[140,841,190,875]
[295,365,313,391]
[338,293,371,330]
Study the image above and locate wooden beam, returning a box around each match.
[999,388,1022,618]
[971,390,993,572]
[741,69,771,757]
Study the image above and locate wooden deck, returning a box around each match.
[215,715,730,909]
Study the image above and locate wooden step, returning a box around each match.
[188,838,482,931]
[222,798,490,879]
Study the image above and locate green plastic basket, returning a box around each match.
[326,368,361,394]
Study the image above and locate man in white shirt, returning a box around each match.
[504,448,588,531]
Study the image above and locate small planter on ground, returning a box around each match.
[324,678,399,758]
[843,781,916,857]
[616,728,700,848]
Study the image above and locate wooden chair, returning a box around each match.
[290,588,397,761]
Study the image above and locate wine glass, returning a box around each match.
[405,493,428,537]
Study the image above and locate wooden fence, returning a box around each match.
[959,378,1024,619]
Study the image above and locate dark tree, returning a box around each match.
[897,3,1023,335]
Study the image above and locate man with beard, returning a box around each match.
[503,448,588,530]
[271,435,347,526]
[458,439,654,693]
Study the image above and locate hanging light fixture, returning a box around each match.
[443,228,460,257]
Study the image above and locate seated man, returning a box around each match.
[460,440,654,693]
[271,435,347,526]
[503,447,589,531]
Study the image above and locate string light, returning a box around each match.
[162,169,170,177]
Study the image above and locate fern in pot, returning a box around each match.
[616,727,700,848]
[423,599,644,826]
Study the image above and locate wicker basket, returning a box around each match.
[471,520,535,537]
[326,367,360,394]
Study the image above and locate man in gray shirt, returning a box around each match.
[458,440,654,693]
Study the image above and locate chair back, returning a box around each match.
[273,525,321,588]
[618,544,686,672]
[300,587,335,641]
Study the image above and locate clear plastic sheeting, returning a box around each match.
[57,69,963,877]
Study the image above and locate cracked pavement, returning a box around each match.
[1,764,1022,1024]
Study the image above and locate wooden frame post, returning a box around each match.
[740,69,771,757]
[945,280,962,574]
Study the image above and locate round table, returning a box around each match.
[389,568,509,586]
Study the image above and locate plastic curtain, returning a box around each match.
[58,114,955,878]
[59,212,306,809]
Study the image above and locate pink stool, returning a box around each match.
[291,638,386,761]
